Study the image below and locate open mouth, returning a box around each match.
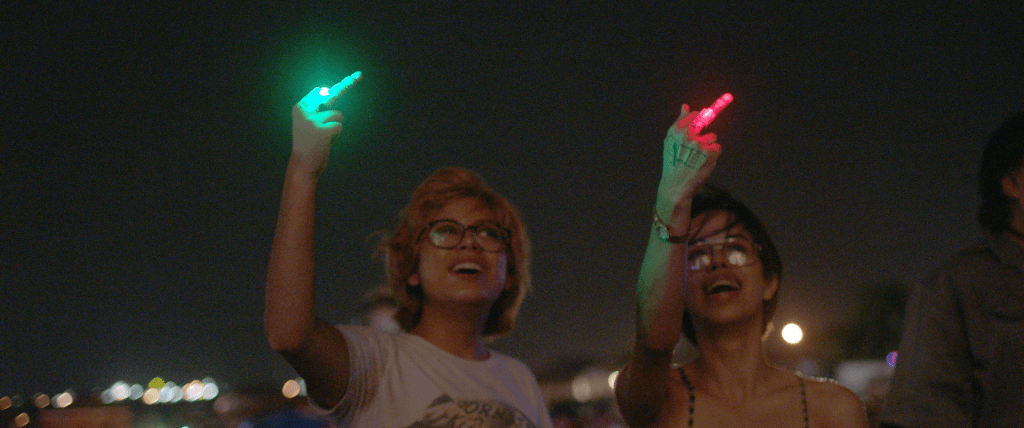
[705,280,739,296]
[451,262,482,274]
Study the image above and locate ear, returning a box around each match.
[1002,174,1024,200]
[407,273,420,287]
[763,276,780,301]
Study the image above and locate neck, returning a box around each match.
[690,318,773,402]
[410,304,490,360]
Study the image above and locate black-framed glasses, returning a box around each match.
[686,237,761,271]
[420,219,511,252]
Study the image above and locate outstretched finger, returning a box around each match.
[689,93,733,134]
[322,71,363,107]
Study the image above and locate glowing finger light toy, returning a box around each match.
[690,93,733,134]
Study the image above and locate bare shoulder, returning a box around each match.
[801,375,869,428]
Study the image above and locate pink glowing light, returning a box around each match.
[690,93,734,133]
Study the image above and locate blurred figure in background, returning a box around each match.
[882,112,1024,428]
[351,286,400,333]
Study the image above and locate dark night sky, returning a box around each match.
[3,1,1022,396]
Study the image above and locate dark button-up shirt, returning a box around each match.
[882,233,1024,427]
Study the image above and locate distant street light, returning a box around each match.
[281,379,301,399]
[781,323,803,344]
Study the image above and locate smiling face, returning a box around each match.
[384,167,531,337]
[684,210,779,331]
[408,197,510,309]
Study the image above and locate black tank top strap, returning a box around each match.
[679,366,810,428]
[678,366,696,428]
[799,376,809,428]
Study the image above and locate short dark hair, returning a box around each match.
[978,112,1024,234]
[681,184,782,346]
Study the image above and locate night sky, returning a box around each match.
[3,2,1023,396]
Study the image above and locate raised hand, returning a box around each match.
[290,71,363,173]
[655,94,730,228]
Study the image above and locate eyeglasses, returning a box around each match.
[686,237,761,271]
[420,219,511,252]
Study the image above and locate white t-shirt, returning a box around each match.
[326,325,553,428]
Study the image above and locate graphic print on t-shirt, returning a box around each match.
[406,394,539,428]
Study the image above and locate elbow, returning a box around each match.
[264,315,313,353]
[266,333,302,354]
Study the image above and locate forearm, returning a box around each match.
[616,341,675,427]
[638,123,704,349]
[636,202,691,351]
[264,156,323,352]
[618,217,690,425]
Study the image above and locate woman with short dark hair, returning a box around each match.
[615,101,868,428]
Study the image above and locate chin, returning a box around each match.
[695,307,761,326]
[440,286,503,305]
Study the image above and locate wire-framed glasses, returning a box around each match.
[420,219,511,252]
[686,237,761,271]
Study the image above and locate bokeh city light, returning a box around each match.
[781,323,804,344]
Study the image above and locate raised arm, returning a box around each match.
[616,100,725,427]
[264,72,362,408]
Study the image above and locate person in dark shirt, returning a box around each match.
[882,112,1024,427]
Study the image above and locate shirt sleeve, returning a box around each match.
[316,325,390,420]
[881,267,978,427]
